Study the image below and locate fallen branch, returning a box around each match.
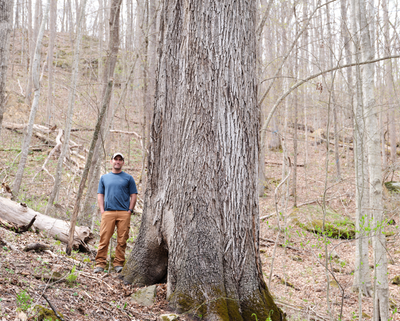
[0,233,19,251]
[266,161,305,167]
[260,194,347,221]
[260,237,301,252]
[274,274,301,291]
[79,271,116,293]
[23,243,53,252]
[110,129,142,139]
[0,215,37,233]
[42,294,65,321]
[32,129,63,182]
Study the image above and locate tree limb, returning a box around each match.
[260,54,400,149]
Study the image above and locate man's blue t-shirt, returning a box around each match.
[98,171,138,211]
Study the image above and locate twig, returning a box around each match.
[260,237,301,251]
[109,129,142,139]
[266,161,305,167]
[268,157,292,288]
[275,299,329,321]
[79,271,116,293]
[17,79,25,97]
[273,274,301,291]
[19,215,37,233]
[42,293,65,321]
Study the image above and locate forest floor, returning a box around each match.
[1,30,400,321]
[2,126,400,321]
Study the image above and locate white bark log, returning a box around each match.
[0,197,92,249]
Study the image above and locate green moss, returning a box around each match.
[241,287,286,321]
[53,59,72,70]
[392,275,400,285]
[294,218,355,239]
[362,312,371,318]
[169,285,236,320]
[169,282,285,321]
[385,182,400,193]
[34,305,64,321]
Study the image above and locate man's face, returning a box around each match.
[111,156,124,171]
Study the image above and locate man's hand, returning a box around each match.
[97,194,105,214]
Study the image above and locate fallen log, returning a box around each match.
[0,197,93,251]
[0,215,36,233]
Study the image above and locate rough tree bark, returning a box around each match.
[0,0,14,137]
[122,1,285,320]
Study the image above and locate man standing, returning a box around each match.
[94,152,138,273]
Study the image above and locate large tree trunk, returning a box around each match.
[0,0,14,137]
[122,1,285,320]
[0,197,92,249]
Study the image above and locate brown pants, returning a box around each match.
[95,210,130,268]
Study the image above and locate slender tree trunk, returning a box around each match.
[68,0,74,46]
[15,0,20,29]
[26,0,33,98]
[13,0,51,197]
[359,0,389,318]
[80,0,123,220]
[122,1,285,320]
[292,51,298,206]
[351,0,372,301]
[66,80,114,255]
[45,0,88,213]
[0,0,14,137]
[46,0,57,126]
[326,5,341,180]
[382,0,396,163]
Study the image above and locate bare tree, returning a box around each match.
[0,0,14,136]
[351,0,372,301]
[358,0,389,318]
[45,0,88,214]
[13,0,51,197]
[382,0,397,163]
[79,0,123,220]
[121,1,285,319]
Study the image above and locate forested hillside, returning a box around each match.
[0,0,400,320]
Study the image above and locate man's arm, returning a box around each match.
[129,194,137,213]
[97,194,105,214]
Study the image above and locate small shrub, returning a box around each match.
[16,290,32,311]
[66,266,78,286]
